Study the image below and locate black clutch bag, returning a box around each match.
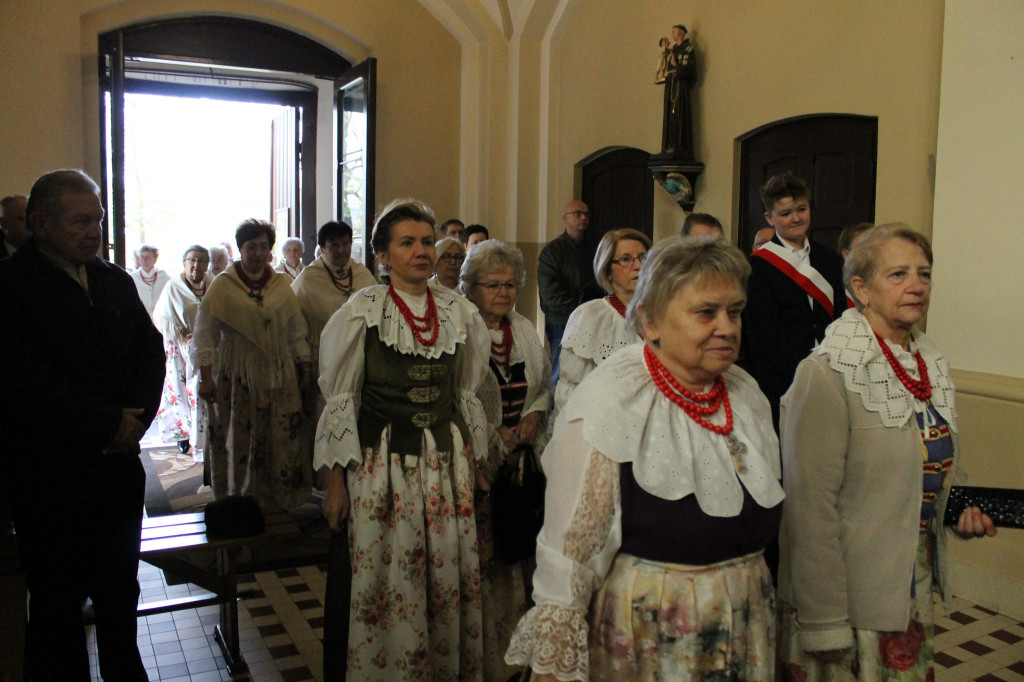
[943,486,1024,529]
[204,495,266,538]
[490,444,546,565]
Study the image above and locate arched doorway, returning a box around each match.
[99,16,375,267]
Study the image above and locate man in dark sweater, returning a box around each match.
[537,200,595,384]
[0,169,165,681]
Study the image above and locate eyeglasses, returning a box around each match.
[185,257,210,265]
[610,252,647,267]
[564,210,589,218]
[439,253,465,264]
[477,281,517,292]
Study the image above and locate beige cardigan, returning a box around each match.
[777,349,958,653]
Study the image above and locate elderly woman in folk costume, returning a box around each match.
[195,219,313,511]
[506,237,784,681]
[460,240,552,681]
[316,199,491,679]
[153,244,213,457]
[431,236,467,291]
[778,224,997,682]
[291,221,377,440]
[554,228,652,418]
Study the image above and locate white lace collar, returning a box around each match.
[560,297,642,362]
[815,308,957,430]
[562,344,785,517]
[345,283,478,358]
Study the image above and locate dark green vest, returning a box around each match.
[358,326,469,455]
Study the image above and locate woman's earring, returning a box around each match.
[651,337,660,347]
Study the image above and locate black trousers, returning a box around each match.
[12,454,148,682]
[322,528,352,682]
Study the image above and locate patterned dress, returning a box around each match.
[315,285,491,681]
[153,273,211,450]
[193,266,312,510]
[505,345,785,681]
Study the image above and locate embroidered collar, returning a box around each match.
[815,309,957,430]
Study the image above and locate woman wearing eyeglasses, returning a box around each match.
[431,236,467,291]
[461,240,552,681]
[153,245,213,456]
[553,228,653,418]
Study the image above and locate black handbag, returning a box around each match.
[204,495,266,538]
[490,444,546,565]
[943,486,1024,529]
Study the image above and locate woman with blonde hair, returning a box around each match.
[554,228,652,417]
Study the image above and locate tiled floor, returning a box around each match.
[86,562,1024,682]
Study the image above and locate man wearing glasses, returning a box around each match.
[537,199,596,385]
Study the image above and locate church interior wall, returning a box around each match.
[0,0,1021,614]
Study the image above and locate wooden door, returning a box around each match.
[737,114,877,253]
[575,146,654,254]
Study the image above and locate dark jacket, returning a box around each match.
[537,231,595,326]
[740,235,848,423]
[0,241,165,485]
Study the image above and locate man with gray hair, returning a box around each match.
[0,169,165,680]
[0,194,27,258]
[131,243,171,316]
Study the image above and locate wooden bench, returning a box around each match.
[135,509,302,674]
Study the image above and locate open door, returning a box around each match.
[336,59,377,270]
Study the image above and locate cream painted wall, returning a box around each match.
[546,1,944,244]
[0,0,462,225]
[929,0,1024,379]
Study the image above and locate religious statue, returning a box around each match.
[658,24,697,160]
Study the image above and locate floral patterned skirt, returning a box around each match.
[589,551,775,681]
[156,340,205,449]
[344,424,483,681]
[778,534,936,681]
[206,373,309,511]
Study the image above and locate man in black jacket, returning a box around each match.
[0,169,165,681]
[537,200,595,384]
[740,172,848,429]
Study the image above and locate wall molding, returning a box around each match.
[951,369,1024,403]
[948,559,1024,621]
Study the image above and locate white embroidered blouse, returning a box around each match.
[313,284,491,470]
[554,297,642,418]
[505,344,785,679]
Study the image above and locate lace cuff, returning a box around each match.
[456,388,489,461]
[313,392,362,470]
[504,603,590,681]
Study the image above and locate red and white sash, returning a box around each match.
[752,240,836,317]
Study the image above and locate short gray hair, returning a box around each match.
[136,244,159,259]
[26,169,100,229]
[593,228,653,293]
[459,240,527,296]
[282,237,304,250]
[182,244,210,261]
[843,223,933,311]
[626,236,750,334]
[434,237,466,267]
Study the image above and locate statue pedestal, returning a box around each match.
[648,156,705,212]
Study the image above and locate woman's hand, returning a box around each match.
[475,468,491,493]
[198,366,217,403]
[531,674,558,682]
[497,425,519,452]
[956,506,997,538]
[516,412,542,446]
[322,465,350,531]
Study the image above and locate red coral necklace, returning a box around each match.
[187,278,207,302]
[875,334,931,401]
[140,270,158,286]
[389,284,439,346]
[324,261,354,294]
[490,317,514,366]
[606,294,627,318]
[644,345,749,471]
[234,263,272,307]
